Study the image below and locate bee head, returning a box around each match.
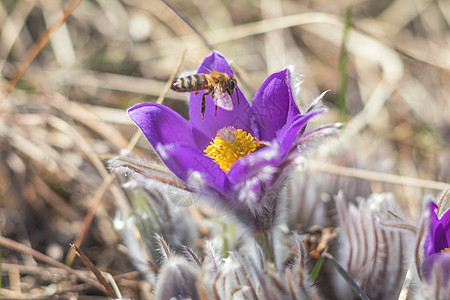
[229,77,237,92]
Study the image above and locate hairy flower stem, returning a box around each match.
[255,231,275,263]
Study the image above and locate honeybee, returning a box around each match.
[171,71,239,120]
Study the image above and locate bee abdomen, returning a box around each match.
[171,74,210,92]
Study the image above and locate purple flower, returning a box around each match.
[424,202,450,258]
[128,51,330,232]
[422,195,450,283]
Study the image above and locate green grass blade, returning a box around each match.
[311,255,325,281]
[323,252,369,300]
[338,7,352,121]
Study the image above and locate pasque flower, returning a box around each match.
[422,189,450,287]
[128,51,331,232]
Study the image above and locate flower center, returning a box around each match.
[441,247,450,253]
[204,126,260,173]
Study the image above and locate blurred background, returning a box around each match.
[0,0,449,298]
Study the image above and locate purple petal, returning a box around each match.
[438,206,450,248]
[429,202,439,227]
[189,52,256,150]
[427,201,450,255]
[425,202,444,256]
[276,110,323,152]
[425,203,438,256]
[227,143,283,189]
[424,233,435,258]
[434,223,449,253]
[158,143,228,193]
[128,103,197,149]
[226,143,291,210]
[252,68,300,141]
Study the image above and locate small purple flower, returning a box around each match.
[422,191,450,283]
[424,201,450,258]
[128,51,330,232]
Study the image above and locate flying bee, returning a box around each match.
[171,71,239,120]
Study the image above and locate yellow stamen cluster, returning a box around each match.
[204,126,260,173]
[441,247,450,253]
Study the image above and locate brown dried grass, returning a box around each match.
[0,0,448,298]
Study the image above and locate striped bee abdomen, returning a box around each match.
[170,71,237,119]
[171,74,211,92]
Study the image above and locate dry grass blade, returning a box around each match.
[398,259,416,300]
[309,160,448,191]
[0,1,35,57]
[48,93,131,150]
[6,0,83,93]
[39,114,109,178]
[0,236,103,291]
[150,12,342,57]
[31,175,82,221]
[0,120,62,176]
[260,0,286,73]
[61,70,185,99]
[1,0,448,297]
[122,51,186,159]
[156,50,187,105]
[65,174,115,266]
[71,244,119,298]
[159,0,214,51]
[206,13,342,45]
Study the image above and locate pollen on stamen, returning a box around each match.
[441,247,450,253]
[204,126,260,173]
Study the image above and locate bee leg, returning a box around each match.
[201,94,206,120]
[227,90,235,106]
[212,89,218,115]
[211,89,216,115]
[236,90,240,104]
[201,89,214,120]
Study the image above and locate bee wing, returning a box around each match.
[213,85,234,111]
